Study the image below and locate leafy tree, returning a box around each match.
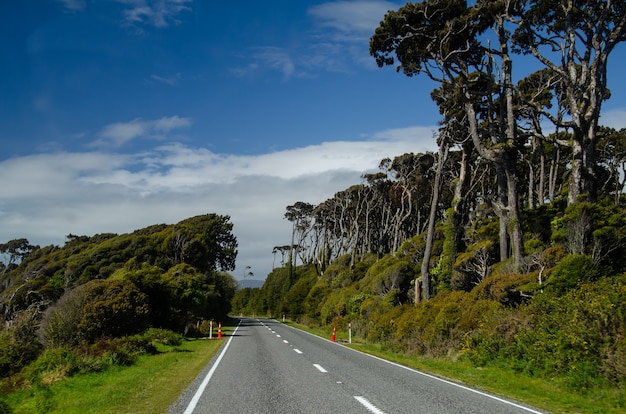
[164,214,238,274]
[160,264,209,332]
[0,238,38,272]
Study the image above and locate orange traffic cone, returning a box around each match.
[331,326,336,342]
[217,322,222,339]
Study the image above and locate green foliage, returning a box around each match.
[467,274,626,390]
[40,286,89,348]
[231,287,260,316]
[77,279,150,343]
[283,270,317,318]
[140,328,183,347]
[361,255,415,304]
[256,267,291,316]
[302,279,331,321]
[0,310,42,377]
[435,208,458,291]
[21,329,177,389]
[546,254,607,296]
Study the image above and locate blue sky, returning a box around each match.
[1,0,626,281]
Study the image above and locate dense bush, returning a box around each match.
[77,279,150,343]
[466,273,626,390]
[545,254,607,296]
[0,310,42,377]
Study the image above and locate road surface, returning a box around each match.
[169,318,546,414]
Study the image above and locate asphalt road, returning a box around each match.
[169,318,546,414]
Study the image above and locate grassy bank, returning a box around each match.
[0,328,234,414]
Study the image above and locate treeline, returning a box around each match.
[233,0,626,400]
[0,214,238,383]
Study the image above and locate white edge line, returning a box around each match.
[284,323,544,414]
[183,322,241,414]
[354,396,386,414]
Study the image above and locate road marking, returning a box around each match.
[183,322,241,414]
[294,349,303,354]
[283,339,289,343]
[276,334,281,338]
[313,364,328,373]
[354,396,385,414]
[285,324,544,414]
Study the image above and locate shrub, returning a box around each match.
[0,309,42,378]
[141,328,183,346]
[77,279,150,342]
[545,254,605,296]
[466,273,626,390]
[77,336,156,367]
[25,348,81,386]
[39,286,88,348]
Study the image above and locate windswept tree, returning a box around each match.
[284,202,315,280]
[0,239,37,273]
[512,0,626,204]
[370,0,526,297]
[164,214,238,274]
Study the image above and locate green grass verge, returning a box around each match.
[1,327,236,414]
[283,320,626,414]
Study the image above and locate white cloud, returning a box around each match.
[0,124,436,280]
[92,116,192,148]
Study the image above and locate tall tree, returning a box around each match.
[370,0,526,290]
[284,202,315,280]
[513,0,626,204]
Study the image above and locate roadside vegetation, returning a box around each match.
[2,1,626,413]
[1,214,238,412]
[232,2,626,413]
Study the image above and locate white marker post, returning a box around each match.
[348,322,352,344]
[209,320,213,339]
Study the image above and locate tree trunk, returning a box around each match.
[420,140,448,302]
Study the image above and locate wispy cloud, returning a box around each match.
[151,73,182,86]
[91,116,192,148]
[234,1,401,78]
[309,1,398,38]
[116,0,192,29]
[307,1,400,69]
[58,0,87,12]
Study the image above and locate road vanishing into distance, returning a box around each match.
[169,318,545,414]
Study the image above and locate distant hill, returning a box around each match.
[237,279,264,289]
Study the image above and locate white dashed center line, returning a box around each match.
[294,349,303,354]
[354,396,385,414]
[313,364,328,373]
